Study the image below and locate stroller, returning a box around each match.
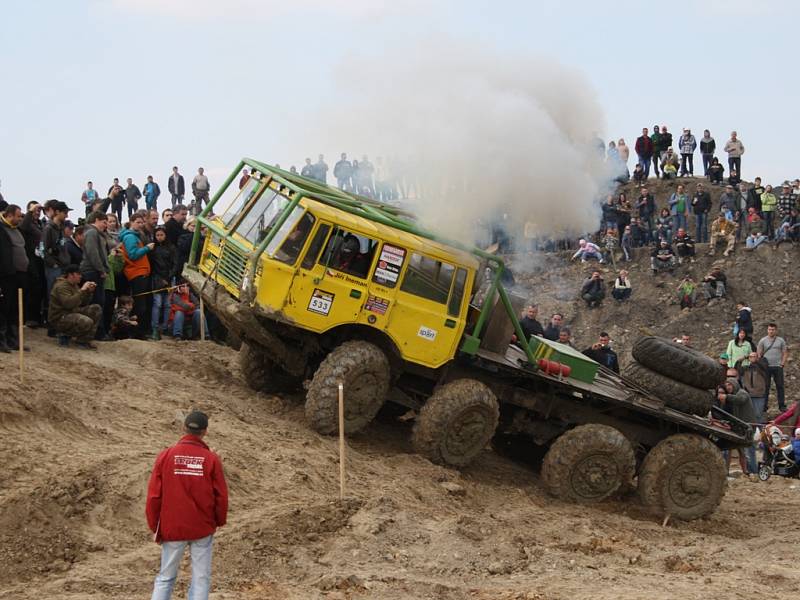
[757,425,800,481]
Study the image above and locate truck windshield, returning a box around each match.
[238,189,291,245]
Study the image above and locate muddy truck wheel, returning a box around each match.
[632,336,725,390]
[623,362,713,416]
[305,341,390,435]
[412,379,499,467]
[638,433,727,521]
[239,342,302,393]
[541,424,635,504]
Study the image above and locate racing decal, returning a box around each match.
[364,294,390,315]
[308,289,334,315]
[373,244,406,286]
[417,326,437,341]
[173,455,205,477]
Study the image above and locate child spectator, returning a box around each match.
[728,169,741,187]
[620,225,633,260]
[632,163,645,185]
[601,228,618,267]
[111,295,139,340]
[676,276,697,309]
[169,281,208,341]
[660,148,679,179]
[612,269,632,302]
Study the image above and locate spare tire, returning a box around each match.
[623,362,713,416]
[632,336,725,390]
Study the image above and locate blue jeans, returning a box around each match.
[172,310,208,339]
[672,213,687,232]
[750,396,766,424]
[151,292,170,332]
[638,156,651,178]
[694,212,708,243]
[151,534,213,600]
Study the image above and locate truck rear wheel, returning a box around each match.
[412,379,499,467]
[305,341,390,435]
[541,424,635,504]
[622,362,713,416]
[638,433,727,521]
[239,342,301,394]
[632,336,725,390]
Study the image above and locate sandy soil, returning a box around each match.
[1,326,798,600]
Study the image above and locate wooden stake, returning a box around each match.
[199,296,206,341]
[338,382,346,500]
[18,288,24,382]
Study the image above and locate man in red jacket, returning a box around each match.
[146,411,228,600]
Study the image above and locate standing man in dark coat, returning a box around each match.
[0,204,30,352]
[168,166,185,208]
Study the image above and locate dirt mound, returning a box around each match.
[1,231,800,598]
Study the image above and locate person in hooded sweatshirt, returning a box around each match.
[699,129,716,176]
[735,302,753,339]
[149,225,177,340]
[717,378,757,476]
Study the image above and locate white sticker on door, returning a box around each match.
[308,289,334,316]
[417,326,437,341]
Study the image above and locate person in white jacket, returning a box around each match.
[678,128,697,177]
[724,131,745,177]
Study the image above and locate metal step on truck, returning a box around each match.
[183,158,752,521]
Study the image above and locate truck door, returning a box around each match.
[283,224,378,332]
[386,252,468,368]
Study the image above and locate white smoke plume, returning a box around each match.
[294,42,617,246]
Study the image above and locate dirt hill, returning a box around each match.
[2,181,800,599]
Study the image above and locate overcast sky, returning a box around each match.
[1,0,796,206]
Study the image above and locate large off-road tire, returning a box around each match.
[305,341,390,435]
[623,362,713,416]
[412,379,499,467]
[632,336,725,390]
[541,424,636,504]
[638,434,727,521]
[239,342,301,393]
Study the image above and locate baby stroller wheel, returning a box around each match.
[757,463,772,481]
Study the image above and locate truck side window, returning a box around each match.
[274,212,316,265]
[318,226,377,279]
[400,253,454,304]
[301,223,331,270]
[448,268,468,317]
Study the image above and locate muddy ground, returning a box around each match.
[1,326,798,600]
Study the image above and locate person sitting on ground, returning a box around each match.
[518,304,544,341]
[726,328,754,371]
[741,351,769,422]
[708,157,724,185]
[676,276,697,309]
[601,227,618,266]
[582,332,620,373]
[542,313,563,341]
[570,238,602,263]
[717,378,757,476]
[709,213,737,256]
[673,228,696,264]
[169,280,208,341]
[48,264,102,349]
[660,148,680,179]
[612,269,632,302]
[580,270,606,308]
[702,266,727,300]
[745,230,768,250]
[557,327,574,348]
[728,169,741,187]
[651,240,676,275]
[655,207,672,244]
[776,207,800,246]
[111,295,139,340]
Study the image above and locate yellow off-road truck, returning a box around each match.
[184,158,751,520]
